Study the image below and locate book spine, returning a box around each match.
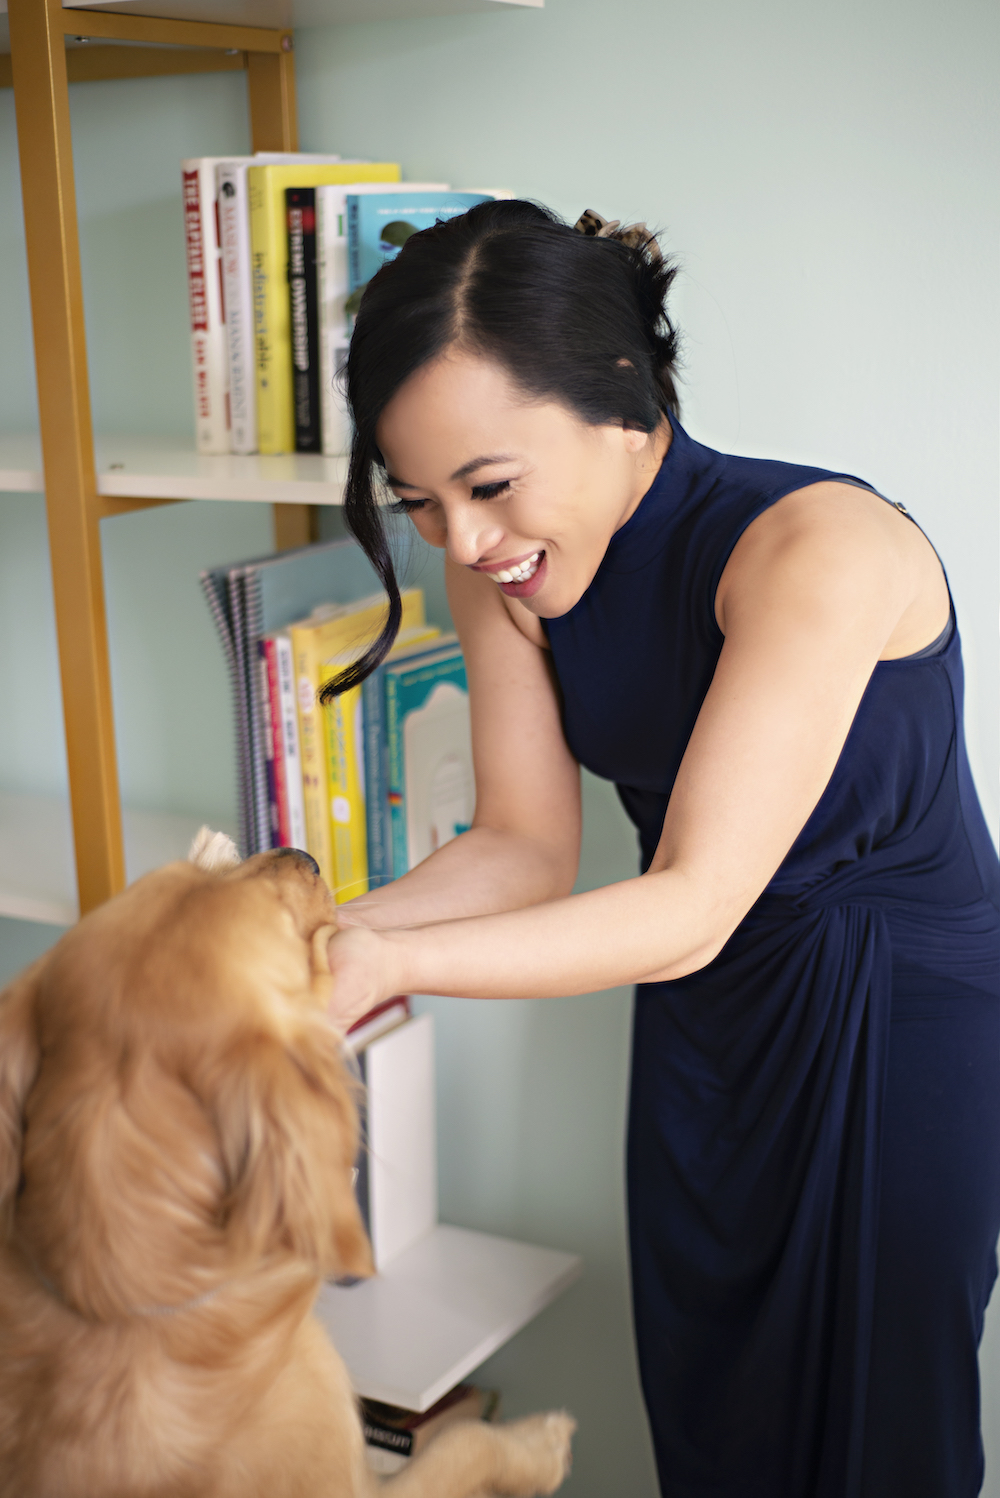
[290,629,336,887]
[182,161,230,455]
[384,673,409,879]
[287,187,321,453]
[362,668,391,889]
[262,638,291,847]
[217,163,257,454]
[275,634,307,851]
[249,167,295,456]
[323,683,369,902]
[317,191,352,456]
[257,645,280,848]
[347,195,362,296]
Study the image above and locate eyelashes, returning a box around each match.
[389,479,512,514]
[471,480,511,500]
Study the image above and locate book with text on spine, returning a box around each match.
[322,623,442,901]
[181,157,231,455]
[362,630,455,892]
[248,160,400,455]
[286,187,321,454]
[314,180,448,456]
[383,643,474,880]
[289,588,426,889]
[217,152,343,455]
[347,190,509,307]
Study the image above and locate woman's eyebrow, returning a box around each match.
[385,454,515,489]
[451,454,515,481]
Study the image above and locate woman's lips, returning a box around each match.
[494,551,547,599]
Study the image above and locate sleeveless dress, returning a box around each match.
[542,416,1000,1498]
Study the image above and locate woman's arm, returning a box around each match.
[334,552,582,931]
[326,484,946,1028]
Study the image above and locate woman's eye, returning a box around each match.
[471,480,511,500]
[390,497,427,514]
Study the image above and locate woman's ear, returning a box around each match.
[0,958,44,1221]
[211,1012,373,1281]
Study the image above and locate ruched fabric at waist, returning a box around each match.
[745,887,999,1005]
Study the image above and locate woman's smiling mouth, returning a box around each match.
[474,550,548,598]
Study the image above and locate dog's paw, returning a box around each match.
[188,826,242,872]
[490,1411,576,1496]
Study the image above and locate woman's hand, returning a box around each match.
[324,925,398,1035]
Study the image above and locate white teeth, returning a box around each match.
[487,552,541,586]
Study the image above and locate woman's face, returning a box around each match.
[375,350,669,618]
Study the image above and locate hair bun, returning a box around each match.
[573,208,663,267]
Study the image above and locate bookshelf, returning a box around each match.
[4,0,576,1426]
[1,0,539,918]
[318,1225,581,1412]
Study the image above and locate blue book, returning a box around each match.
[347,191,497,294]
[362,629,451,891]
[383,642,473,879]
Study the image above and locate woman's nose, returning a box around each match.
[445,503,505,568]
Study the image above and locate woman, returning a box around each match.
[322,199,1000,1496]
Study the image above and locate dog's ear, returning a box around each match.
[211,1013,372,1281]
[0,958,44,1219]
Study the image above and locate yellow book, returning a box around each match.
[291,589,425,889]
[248,161,400,454]
[323,623,442,903]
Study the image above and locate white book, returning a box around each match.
[363,1013,437,1271]
[216,153,346,454]
[181,156,232,455]
[315,181,448,457]
[274,632,307,851]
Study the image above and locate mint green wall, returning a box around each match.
[0,1,998,1492]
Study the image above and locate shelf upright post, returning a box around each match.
[9,0,126,915]
[247,33,319,553]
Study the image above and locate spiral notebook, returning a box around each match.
[200,537,381,855]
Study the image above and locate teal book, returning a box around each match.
[347,191,496,297]
[383,643,474,879]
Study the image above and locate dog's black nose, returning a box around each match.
[276,847,321,877]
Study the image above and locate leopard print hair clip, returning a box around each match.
[573,208,663,267]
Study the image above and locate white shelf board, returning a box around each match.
[0,789,231,926]
[316,1222,581,1413]
[0,434,348,506]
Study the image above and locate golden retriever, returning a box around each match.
[0,834,574,1498]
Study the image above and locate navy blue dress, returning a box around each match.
[543,417,1000,1497]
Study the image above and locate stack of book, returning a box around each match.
[362,1386,500,1476]
[182,150,506,456]
[200,539,474,902]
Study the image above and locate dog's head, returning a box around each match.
[0,836,372,1321]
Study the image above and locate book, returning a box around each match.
[289,588,426,889]
[362,1386,499,1476]
[314,181,447,456]
[323,623,442,901]
[383,643,474,879]
[286,187,321,454]
[273,632,307,850]
[181,156,231,455]
[362,630,455,892]
[351,1012,437,1273]
[344,995,410,1054]
[346,190,499,309]
[200,539,385,856]
[217,153,343,455]
[248,161,400,455]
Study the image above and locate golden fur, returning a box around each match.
[0,845,574,1497]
